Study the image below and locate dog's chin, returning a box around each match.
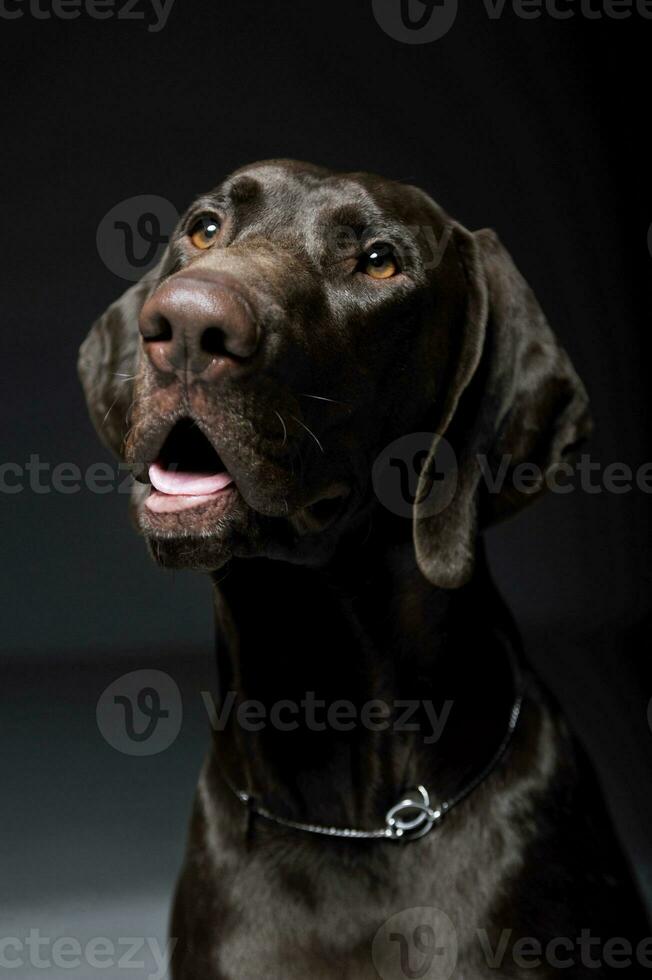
[129,480,354,572]
[130,481,240,571]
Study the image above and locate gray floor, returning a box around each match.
[2,652,213,980]
[5,897,171,980]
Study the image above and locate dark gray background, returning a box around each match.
[2,1,651,973]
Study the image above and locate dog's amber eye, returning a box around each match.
[361,244,399,279]
[189,216,220,250]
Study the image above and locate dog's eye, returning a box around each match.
[189,216,220,250]
[360,243,399,280]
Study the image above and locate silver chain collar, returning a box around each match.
[227,692,524,843]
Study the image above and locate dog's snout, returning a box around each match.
[139,272,260,379]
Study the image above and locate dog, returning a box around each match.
[79,160,647,978]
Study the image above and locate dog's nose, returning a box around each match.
[138,272,260,379]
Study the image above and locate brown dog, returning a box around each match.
[79,160,646,978]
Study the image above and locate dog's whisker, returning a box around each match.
[121,416,138,448]
[212,566,231,587]
[299,392,349,406]
[273,410,288,447]
[289,415,325,454]
[102,395,121,425]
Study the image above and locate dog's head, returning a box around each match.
[79,159,590,586]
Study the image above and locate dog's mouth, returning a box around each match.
[145,418,235,515]
[135,412,354,549]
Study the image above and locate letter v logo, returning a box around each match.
[372,0,458,43]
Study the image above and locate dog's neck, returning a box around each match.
[209,525,519,833]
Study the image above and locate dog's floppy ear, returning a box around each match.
[414,225,592,589]
[78,256,168,457]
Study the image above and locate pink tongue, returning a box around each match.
[149,461,234,496]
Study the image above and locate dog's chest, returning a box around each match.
[174,708,558,980]
[188,787,537,979]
